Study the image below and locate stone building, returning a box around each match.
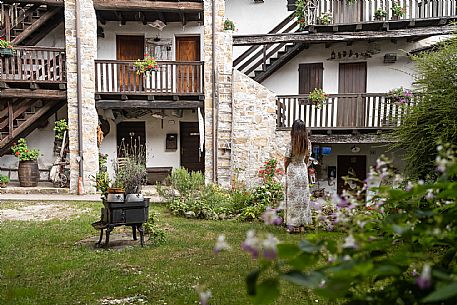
[0,0,455,195]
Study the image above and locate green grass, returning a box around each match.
[0,201,342,305]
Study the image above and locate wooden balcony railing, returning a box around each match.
[95,60,203,96]
[277,93,417,130]
[0,46,66,83]
[306,0,457,25]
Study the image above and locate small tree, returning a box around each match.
[391,37,457,180]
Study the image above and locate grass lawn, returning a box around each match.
[0,200,342,305]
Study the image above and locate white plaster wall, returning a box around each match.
[99,110,199,179]
[225,0,290,58]
[262,39,419,95]
[97,21,204,60]
[0,106,68,181]
[36,23,66,47]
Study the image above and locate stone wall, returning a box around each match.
[64,0,98,194]
[231,70,278,187]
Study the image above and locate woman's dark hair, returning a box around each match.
[291,119,308,157]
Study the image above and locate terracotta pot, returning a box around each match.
[107,187,124,194]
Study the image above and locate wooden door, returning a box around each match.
[116,122,146,162]
[176,36,200,93]
[116,35,144,92]
[337,155,366,195]
[338,62,367,127]
[180,122,204,172]
[298,63,323,94]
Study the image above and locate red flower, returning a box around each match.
[7,45,12,49]
[25,149,28,152]
[0,37,4,41]
[144,53,148,57]
[15,151,20,156]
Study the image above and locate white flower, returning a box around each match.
[342,234,357,249]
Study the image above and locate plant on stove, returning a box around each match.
[113,138,147,194]
[133,54,158,75]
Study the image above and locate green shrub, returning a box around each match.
[169,167,205,197]
[144,210,166,246]
[164,162,285,222]
[391,37,457,180]
[0,174,9,184]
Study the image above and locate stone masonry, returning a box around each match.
[231,70,278,187]
[64,0,99,194]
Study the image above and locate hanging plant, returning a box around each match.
[0,37,14,57]
[308,88,328,108]
[134,54,158,75]
[387,87,414,104]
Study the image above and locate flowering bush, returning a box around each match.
[11,138,39,161]
[0,38,14,49]
[133,54,158,75]
[216,145,457,304]
[308,88,328,108]
[387,87,414,104]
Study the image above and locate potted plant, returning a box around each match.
[0,38,14,57]
[318,12,333,25]
[224,19,236,31]
[133,54,158,76]
[391,2,406,20]
[308,88,328,108]
[11,138,40,187]
[374,8,387,20]
[387,87,414,104]
[0,174,9,188]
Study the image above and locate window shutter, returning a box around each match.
[298,63,323,94]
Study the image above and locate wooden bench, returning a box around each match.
[146,167,172,185]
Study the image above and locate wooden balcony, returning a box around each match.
[0,46,66,98]
[95,60,204,109]
[298,0,456,27]
[277,93,417,133]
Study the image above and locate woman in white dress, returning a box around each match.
[284,119,312,233]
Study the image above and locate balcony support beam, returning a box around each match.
[233,25,456,46]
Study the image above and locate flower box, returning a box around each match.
[0,48,13,57]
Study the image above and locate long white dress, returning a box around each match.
[285,143,311,226]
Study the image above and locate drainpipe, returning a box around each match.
[211,0,218,183]
[75,0,84,194]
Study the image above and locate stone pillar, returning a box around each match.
[65,0,98,194]
[203,0,226,184]
[216,32,233,187]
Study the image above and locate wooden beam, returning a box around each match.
[96,100,203,109]
[233,25,456,46]
[1,0,63,6]
[93,0,203,13]
[115,11,126,25]
[0,89,66,100]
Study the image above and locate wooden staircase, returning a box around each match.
[0,99,65,156]
[0,2,64,45]
[233,13,305,83]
